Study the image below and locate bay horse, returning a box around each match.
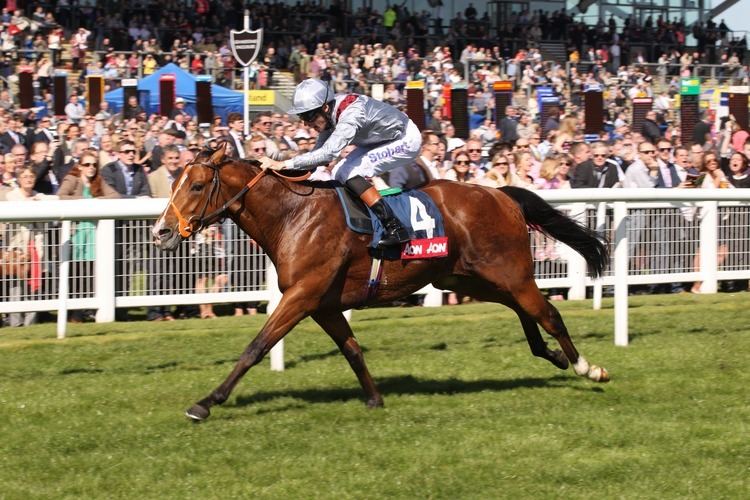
[152,143,610,421]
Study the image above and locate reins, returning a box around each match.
[171,164,312,238]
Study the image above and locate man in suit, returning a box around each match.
[147,145,181,198]
[101,140,152,318]
[428,108,443,134]
[32,116,57,144]
[226,112,246,159]
[51,137,89,184]
[101,140,151,197]
[466,138,488,174]
[641,110,662,144]
[571,142,621,188]
[654,140,681,188]
[29,140,60,194]
[122,95,145,121]
[692,111,712,147]
[0,113,28,152]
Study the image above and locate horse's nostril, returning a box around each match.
[158,228,173,240]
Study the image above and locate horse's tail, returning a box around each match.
[500,186,609,278]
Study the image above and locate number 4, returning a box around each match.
[409,197,435,239]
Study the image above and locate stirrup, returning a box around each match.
[378,225,410,247]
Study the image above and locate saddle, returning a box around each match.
[334,186,374,235]
[334,186,447,254]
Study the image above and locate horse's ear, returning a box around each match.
[209,141,228,165]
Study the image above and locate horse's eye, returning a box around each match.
[191,183,204,192]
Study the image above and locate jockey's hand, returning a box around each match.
[259,157,285,171]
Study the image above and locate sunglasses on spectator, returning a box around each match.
[454,160,470,165]
[120,149,136,154]
[622,143,633,147]
[560,161,571,165]
[493,162,508,166]
[260,121,272,126]
[516,144,530,149]
[252,147,266,152]
[593,154,608,158]
[80,162,97,167]
[640,149,657,154]
[659,147,672,152]
[468,148,482,153]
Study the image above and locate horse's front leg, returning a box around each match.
[311,311,384,408]
[186,287,316,421]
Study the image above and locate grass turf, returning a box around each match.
[1,293,748,499]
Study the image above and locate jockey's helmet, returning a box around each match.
[287,79,335,121]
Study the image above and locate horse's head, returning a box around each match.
[152,142,236,251]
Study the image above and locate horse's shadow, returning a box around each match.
[233,373,596,410]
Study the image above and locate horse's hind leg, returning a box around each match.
[513,286,609,382]
[517,310,569,371]
[436,277,569,372]
[312,311,384,408]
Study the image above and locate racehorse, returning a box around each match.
[152,143,610,421]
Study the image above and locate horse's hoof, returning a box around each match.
[186,404,210,421]
[366,396,384,409]
[589,365,610,383]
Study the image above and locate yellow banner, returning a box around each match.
[247,90,275,106]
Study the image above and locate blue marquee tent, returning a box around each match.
[104,63,244,122]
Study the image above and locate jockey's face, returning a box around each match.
[304,104,331,133]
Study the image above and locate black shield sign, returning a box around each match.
[230,28,263,67]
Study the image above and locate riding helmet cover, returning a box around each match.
[286,79,335,116]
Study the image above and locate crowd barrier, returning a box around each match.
[2,190,749,349]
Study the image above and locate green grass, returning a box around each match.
[1,294,749,499]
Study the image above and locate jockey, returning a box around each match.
[259,78,421,247]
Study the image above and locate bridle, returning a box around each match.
[170,158,311,238]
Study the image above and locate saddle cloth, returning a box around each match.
[334,187,446,250]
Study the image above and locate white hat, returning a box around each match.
[287,79,334,115]
[447,138,466,152]
[175,97,185,103]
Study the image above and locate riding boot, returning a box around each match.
[370,198,411,246]
[345,175,410,247]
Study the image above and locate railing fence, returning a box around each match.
[2,190,749,352]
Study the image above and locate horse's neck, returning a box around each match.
[230,174,331,261]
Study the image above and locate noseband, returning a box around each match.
[170,160,311,238]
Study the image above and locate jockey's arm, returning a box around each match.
[281,111,360,170]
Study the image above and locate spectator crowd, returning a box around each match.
[1,1,749,327]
